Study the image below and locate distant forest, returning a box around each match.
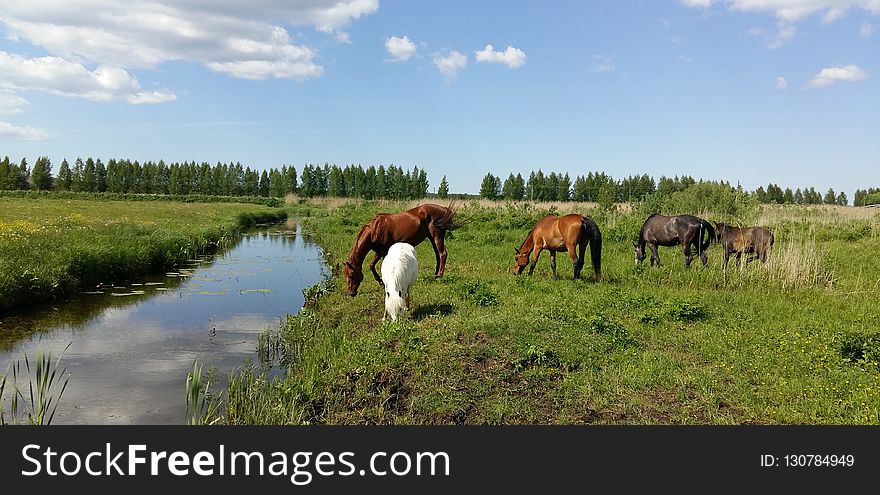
[0,156,430,200]
[480,171,880,207]
[0,155,877,206]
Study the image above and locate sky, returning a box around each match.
[0,0,877,196]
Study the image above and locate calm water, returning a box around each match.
[0,221,327,424]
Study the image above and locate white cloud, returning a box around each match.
[0,120,49,140]
[678,54,694,63]
[776,76,787,89]
[433,50,467,79]
[0,51,176,104]
[385,36,417,62]
[862,20,876,38]
[0,1,378,81]
[683,0,880,47]
[0,93,31,114]
[474,44,527,69]
[591,55,615,73]
[768,21,796,49]
[808,64,869,88]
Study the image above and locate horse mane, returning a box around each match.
[637,214,659,242]
[517,225,537,252]
[347,222,373,263]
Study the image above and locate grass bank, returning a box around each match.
[221,200,880,424]
[0,196,286,313]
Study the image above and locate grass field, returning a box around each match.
[0,196,286,313]
[217,199,880,425]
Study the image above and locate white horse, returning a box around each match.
[381,242,418,321]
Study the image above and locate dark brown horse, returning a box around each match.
[633,214,714,267]
[343,203,460,296]
[714,222,775,269]
[512,214,602,279]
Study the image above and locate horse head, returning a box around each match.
[632,240,646,264]
[512,246,529,275]
[343,261,363,297]
[713,222,728,242]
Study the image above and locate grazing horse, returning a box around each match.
[512,214,602,280]
[343,203,460,297]
[714,222,775,269]
[633,214,714,267]
[381,243,419,321]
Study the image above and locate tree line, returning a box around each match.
[0,156,430,200]
[479,169,871,206]
[1,155,875,206]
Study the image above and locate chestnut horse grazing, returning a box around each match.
[343,203,460,296]
[512,214,602,280]
[634,214,714,267]
[714,222,775,269]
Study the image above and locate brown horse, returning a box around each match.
[512,214,602,279]
[714,222,775,269]
[633,214,714,267]
[343,203,460,296]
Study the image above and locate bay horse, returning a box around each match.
[512,214,602,280]
[633,214,714,267]
[343,203,460,296]
[714,222,775,269]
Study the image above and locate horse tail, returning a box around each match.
[432,204,463,232]
[582,217,602,278]
[699,219,714,253]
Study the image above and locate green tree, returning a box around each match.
[480,173,501,200]
[82,158,97,192]
[17,158,30,190]
[558,173,572,201]
[597,181,616,211]
[57,159,73,191]
[259,170,270,197]
[437,175,449,199]
[824,188,836,205]
[30,156,53,190]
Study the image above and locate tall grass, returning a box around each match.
[0,344,71,425]
[763,239,836,291]
[184,361,222,425]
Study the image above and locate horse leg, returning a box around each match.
[649,243,661,267]
[428,226,448,277]
[549,251,558,280]
[735,252,742,268]
[569,244,583,279]
[699,244,709,267]
[528,246,542,276]
[723,250,730,270]
[683,244,693,268]
[369,253,383,284]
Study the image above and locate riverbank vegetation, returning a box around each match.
[0,196,286,313]
[208,196,880,424]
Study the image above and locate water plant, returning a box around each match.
[0,344,71,425]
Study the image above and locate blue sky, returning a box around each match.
[0,0,877,196]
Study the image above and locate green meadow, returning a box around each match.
[217,199,880,425]
[0,195,285,313]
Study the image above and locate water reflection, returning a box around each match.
[0,223,327,424]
